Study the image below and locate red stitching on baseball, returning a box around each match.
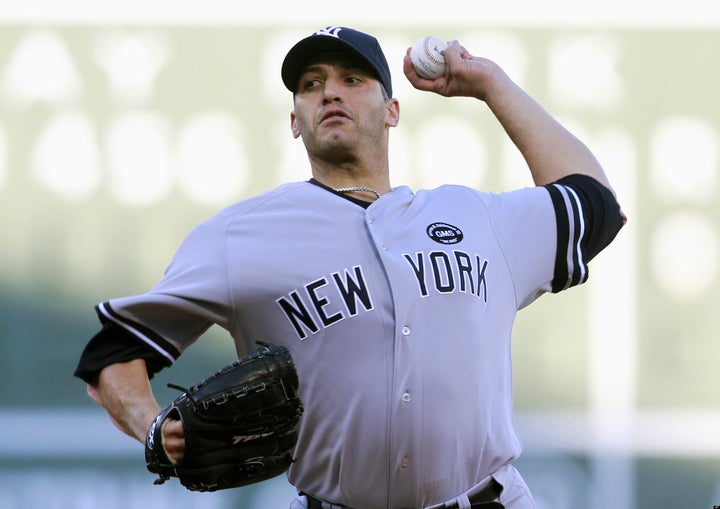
[423,37,445,66]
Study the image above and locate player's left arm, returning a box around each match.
[544,173,625,293]
[404,40,626,223]
[490,174,624,309]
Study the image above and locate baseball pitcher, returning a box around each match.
[75,26,625,509]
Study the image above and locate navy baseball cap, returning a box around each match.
[281,26,393,97]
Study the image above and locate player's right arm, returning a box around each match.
[75,317,189,458]
[87,358,160,442]
[87,359,185,461]
[76,212,235,461]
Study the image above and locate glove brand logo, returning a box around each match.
[315,26,342,38]
[426,222,464,244]
[147,414,162,448]
[232,432,273,444]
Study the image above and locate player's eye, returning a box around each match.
[342,72,369,86]
[299,78,322,91]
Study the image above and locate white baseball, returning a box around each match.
[410,36,448,79]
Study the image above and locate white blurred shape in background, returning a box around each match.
[30,110,101,201]
[1,29,83,107]
[106,110,173,207]
[92,30,171,105]
[549,34,625,112]
[177,111,249,205]
[649,116,719,204]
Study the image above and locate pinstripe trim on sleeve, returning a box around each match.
[547,182,588,292]
[96,301,180,364]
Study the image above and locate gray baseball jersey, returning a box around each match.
[95,177,616,508]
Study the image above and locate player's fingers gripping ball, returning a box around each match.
[145,342,304,492]
[410,36,448,79]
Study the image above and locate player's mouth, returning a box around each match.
[318,108,351,125]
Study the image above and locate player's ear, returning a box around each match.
[385,98,400,128]
[290,111,301,139]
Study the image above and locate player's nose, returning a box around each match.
[321,77,344,103]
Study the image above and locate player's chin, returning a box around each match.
[315,138,357,162]
[316,126,352,144]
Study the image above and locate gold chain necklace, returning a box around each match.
[333,186,382,199]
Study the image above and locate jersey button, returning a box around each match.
[402,326,411,336]
[400,456,410,468]
[401,392,411,403]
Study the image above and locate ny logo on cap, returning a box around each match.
[315,26,343,38]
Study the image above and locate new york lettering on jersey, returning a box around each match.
[403,250,489,301]
[276,248,490,340]
[276,265,375,340]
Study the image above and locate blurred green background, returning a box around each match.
[1,10,719,509]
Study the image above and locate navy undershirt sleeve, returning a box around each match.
[545,174,624,293]
[73,321,172,383]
